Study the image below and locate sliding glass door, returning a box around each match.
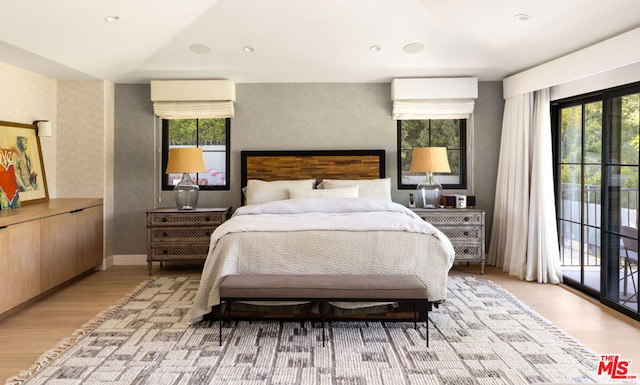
[554,83,639,320]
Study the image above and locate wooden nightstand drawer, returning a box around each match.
[146,207,231,275]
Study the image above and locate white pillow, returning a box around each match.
[321,178,391,201]
[246,179,316,205]
[289,186,359,199]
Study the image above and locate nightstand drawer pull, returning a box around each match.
[463,217,469,222]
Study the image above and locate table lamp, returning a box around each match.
[165,148,207,210]
[409,147,451,208]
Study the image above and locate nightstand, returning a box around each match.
[146,207,231,275]
[412,208,485,274]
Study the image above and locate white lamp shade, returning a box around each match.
[409,147,451,173]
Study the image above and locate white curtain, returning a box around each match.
[488,88,563,283]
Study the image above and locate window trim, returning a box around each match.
[161,118,231,191]
[396,119,467,190]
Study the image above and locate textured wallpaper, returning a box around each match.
[0,62,57,197]
[57,80,109,198]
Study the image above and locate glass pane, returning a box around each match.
[430,120,460,148]
[400,120,430,149]
[168,119,197,145]
[583,226,601,291]
[605,229,639,311]
[561,221,582,282]
[619,166,638,228]
[559,165,581,221]
[620,93,640,165]
[584,165,601,228]
[199,152,227,186]
[584,101,602,164]
[197,118,226,147]
[560,105,583,163]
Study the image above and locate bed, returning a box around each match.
[188,150,455,324]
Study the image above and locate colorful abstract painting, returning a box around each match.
[0,148,21,209]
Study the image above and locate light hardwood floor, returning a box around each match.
[1,263,639,383]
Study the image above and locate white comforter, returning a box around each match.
[189,198,455,323]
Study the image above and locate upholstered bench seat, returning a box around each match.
[218,274,432,346]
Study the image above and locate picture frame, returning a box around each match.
[0,120,49,208]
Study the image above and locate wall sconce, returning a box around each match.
[33,120,52,137]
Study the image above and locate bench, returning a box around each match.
[218,274,433,347]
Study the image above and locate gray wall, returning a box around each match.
[114,82,503,255]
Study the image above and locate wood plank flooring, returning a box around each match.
[1,263,639,383]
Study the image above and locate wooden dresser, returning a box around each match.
[146,207,231,275]
[412,208,486,273]
[0,198,104,316]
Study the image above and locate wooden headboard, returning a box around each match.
[241,149,386,188]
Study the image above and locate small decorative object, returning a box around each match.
[409,147,451,209]
[165,147,207,210]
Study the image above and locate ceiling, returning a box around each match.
[1,0,639,84]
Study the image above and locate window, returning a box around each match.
[397,119,466,189]
[161,118,230,190]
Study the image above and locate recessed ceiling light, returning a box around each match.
[403,42,424,54]
[104,15,120,22]
[369,45,382,52]
[514,13,531,21]
[243,46,255,53]
[189,44,211,54]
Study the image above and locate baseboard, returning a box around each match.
[112,254,147,266]
[95,255,114,271]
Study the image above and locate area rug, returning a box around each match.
[6,276,611,385]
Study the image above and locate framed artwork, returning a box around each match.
[0,120,48,208]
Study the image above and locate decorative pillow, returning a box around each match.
[321,178,391,201]
[289,186,359,199]
[245,179,315,205]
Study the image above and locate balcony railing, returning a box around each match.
[559,186,638,267]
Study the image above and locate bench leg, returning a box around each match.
[425,301,430,348]
[219,301,223,346]
[413,302,417,330]
[320,301,326,347]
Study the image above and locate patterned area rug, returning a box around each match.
[6,276,607,385]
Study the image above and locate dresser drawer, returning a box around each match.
[419,211,483,226]
[436,225,482,241]
[149,244,210,260]
[452,242,483,261]
[148,212,226,227]
[149,226,215,242]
